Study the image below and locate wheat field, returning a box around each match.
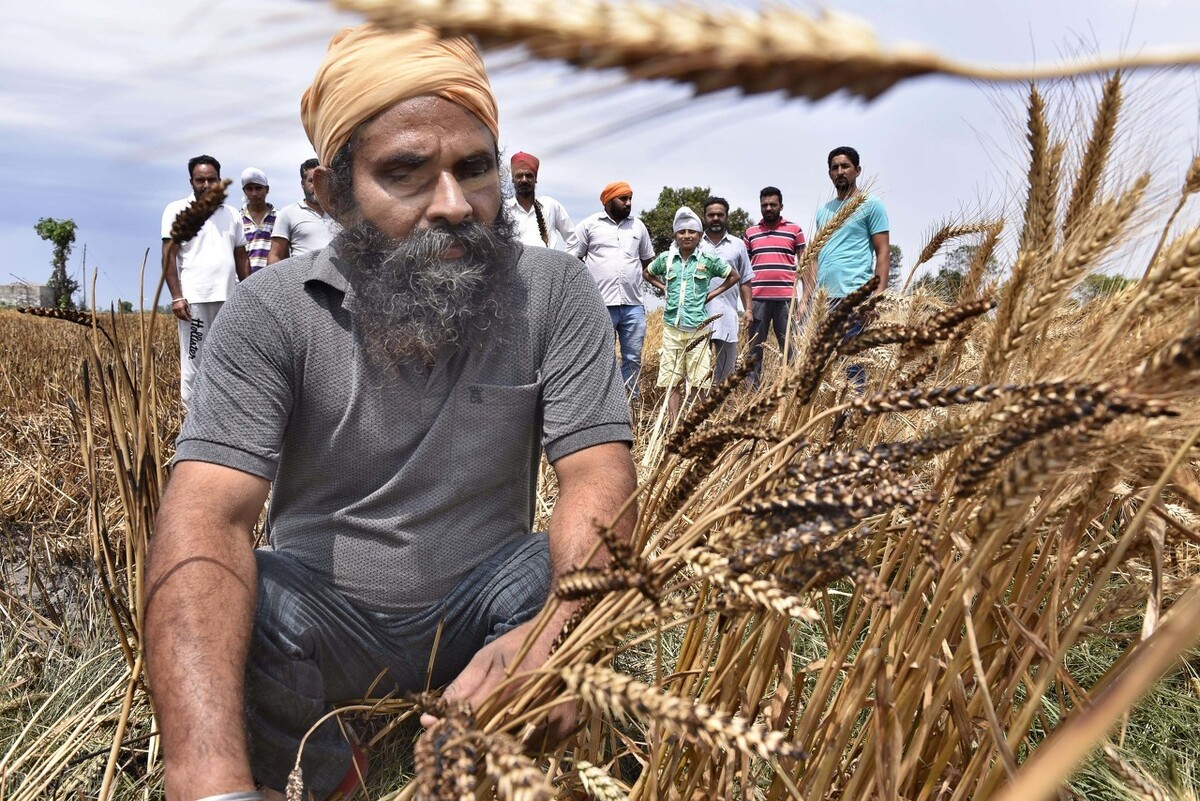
[3,54,1200,801]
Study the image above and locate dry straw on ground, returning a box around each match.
[3,19,1200,801]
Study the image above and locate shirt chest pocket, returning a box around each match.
[451,381,542,498]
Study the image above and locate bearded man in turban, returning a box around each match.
[145,24,636,801]
[504,151,579,252]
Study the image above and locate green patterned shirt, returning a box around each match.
[648,248,731,330]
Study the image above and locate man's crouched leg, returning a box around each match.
[246,535,550,797]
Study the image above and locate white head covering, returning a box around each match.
[673,205,702,233]
[241,167,269,187]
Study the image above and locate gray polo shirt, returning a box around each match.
[176,242,632,614]
[272,201,338,257]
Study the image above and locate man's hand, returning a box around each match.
[422,442,636,746]
[423,616,578,744]
[171,298,192,321]
[742,309,754,328]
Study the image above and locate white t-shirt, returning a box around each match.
[273,201,338,257]
[700,233,753,342]
[160,198,246,303]
[505,196,578,252]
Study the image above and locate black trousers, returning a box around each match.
[747,299,795,385]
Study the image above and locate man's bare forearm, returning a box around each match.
[145,462,268,800]
[871,231,891,294]
[551,443,636,573]
[162,240,183,300]
[234,247,250,282]
[544,442,638,624]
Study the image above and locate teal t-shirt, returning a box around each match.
[814,194,889,298]
[648,249,730,330]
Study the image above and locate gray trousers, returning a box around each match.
[246,535,551,797]
[177,300,224,404]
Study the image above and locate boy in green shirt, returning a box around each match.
[644,206,740,423]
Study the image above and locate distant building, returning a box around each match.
[0,283,55,307]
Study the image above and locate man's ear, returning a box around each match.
[312,165,345,225]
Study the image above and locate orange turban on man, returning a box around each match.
[601,181,633,205]
[301,24,499,168]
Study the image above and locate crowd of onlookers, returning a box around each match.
[160,144,888,410]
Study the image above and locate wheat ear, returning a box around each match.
[1063,72,1123,240]
[335,0,1200,101]
[562,663,806,764]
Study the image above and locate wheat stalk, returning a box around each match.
[335,0,1200,100]
[902,222,981,291]
[1063,72,1123,240]
[562,662,805,764]
[169,179,231,244]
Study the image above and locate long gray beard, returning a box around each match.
[338,213,518,369]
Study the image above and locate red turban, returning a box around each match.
[601,181,633,205]
[510,151,539,175]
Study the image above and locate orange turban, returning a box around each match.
[301,24,499,168]
[601,181,633,205]
[511,151,539,175]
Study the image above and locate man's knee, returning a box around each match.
[482,534,550,642]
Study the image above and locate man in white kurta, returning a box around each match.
[504,151,578,251]
[161,154,249,405]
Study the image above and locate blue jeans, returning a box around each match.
[245,535,550,797]
[829,298,866,390]
[608,304,646,395]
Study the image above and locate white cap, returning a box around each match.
[673,205,702,233]
[240,167,269,187]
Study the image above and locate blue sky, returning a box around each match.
[2,0,1199,307]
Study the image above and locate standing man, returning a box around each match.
[699,196,753,386]
[815,146,890,299]
[742,186,806,386]
[644,206,739,423]
[144,23,637,801]
[572,182,655,397]
[267,157,338,264]
[239,167,276,275]
[506,151,578,251]
[161,154,249,405]
[815,146,890,387]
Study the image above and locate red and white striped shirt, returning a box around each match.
[743,218,806,300]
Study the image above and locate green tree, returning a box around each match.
[914,243,999,301]
[34,217,79,309]
[639,186,752,254]
[1076,272,1134,304]
[118,300,134,314]
[888,244,903,290]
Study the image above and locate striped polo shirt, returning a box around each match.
[241,205,277,273]
[743,218,806,300]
